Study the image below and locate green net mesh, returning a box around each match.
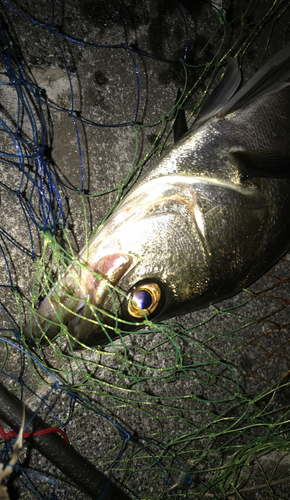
[1,1,290,498]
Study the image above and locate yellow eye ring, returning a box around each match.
[127,283,161,318]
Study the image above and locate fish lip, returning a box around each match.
[66,252,136,346]
[23,253,136,348]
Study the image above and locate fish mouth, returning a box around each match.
[23,253,133,348]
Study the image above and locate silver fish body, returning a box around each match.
[24,45,290,347]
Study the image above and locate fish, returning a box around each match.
[24,43,290,348]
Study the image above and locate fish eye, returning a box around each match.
[127,282,162,318]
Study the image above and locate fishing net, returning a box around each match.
[1,0,290,498]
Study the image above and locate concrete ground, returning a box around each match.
[1,0,290,499]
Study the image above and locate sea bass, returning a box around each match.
[24,44,290,347]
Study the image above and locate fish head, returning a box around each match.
[69,174,212,346]
[24,165,270,349]
[24,174,212,348]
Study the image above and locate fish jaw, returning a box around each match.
[23,253,133,347]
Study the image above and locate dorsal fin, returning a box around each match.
[174,88,188,143]
[218,42,290,118]
[192,58,241,130]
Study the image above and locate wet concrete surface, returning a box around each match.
[1,1,290,499]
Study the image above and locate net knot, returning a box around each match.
[14,330,20,341]
[218,9,226,26]
[63,386,76,400]
[17,376,24,386]
[48,24,56,35]
[185,473,193,485]
[28,142,38,153]
[2,440,12,454]
[51,381,60,391]
[120,429,131,441]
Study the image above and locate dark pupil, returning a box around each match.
[133,289,152,310]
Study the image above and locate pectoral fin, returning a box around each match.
[230,149,290,179]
